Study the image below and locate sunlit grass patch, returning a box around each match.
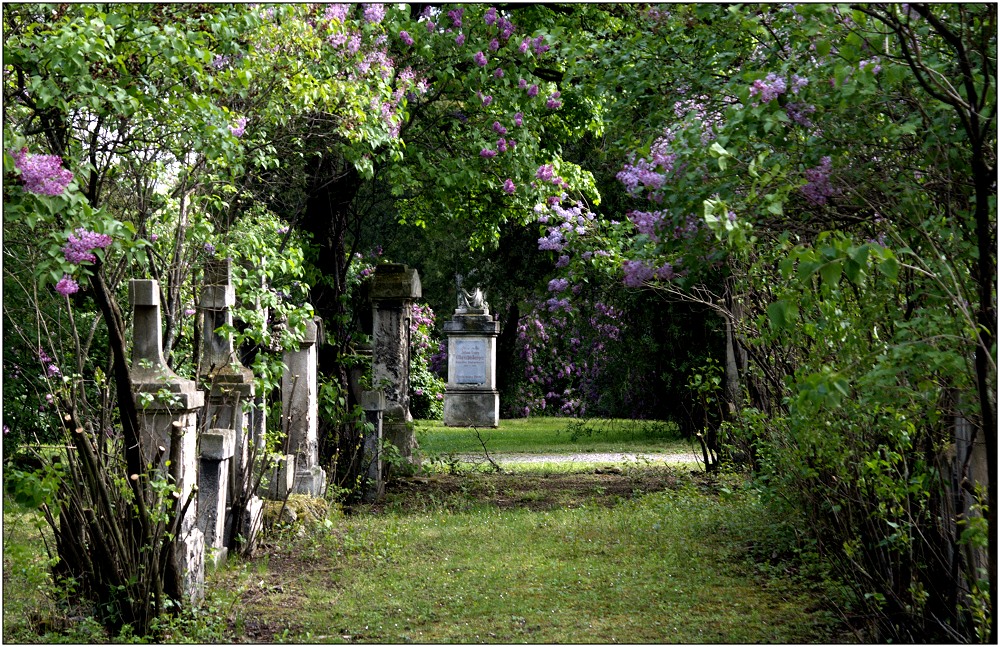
[415,416,688,456]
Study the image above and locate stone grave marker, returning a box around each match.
[443,279,500,427]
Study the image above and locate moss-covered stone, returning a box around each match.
[261,494,338,528]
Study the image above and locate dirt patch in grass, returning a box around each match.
[348,466,691,515]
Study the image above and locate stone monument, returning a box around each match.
[129,278,205,602]
[443,276,500,427]
[198,259,262,551]
[371,264,422,463]
[281,317,327,496]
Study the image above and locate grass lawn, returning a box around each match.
[209,469,845,643]
[415,416,695,456]
[3,419,848,643]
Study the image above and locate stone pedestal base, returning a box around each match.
[361,390,386,502]
[260,454,296,500]
[240,496,264,554]
[178,528,205,605]
[293,465,328,497]
[205,546,228,571]
[443,388,500,427]
[385,420,419,465]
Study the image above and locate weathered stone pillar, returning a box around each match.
[240,260,269,460]
[198,259,262,550]
[198,428,233,569]
[371,264,422,463]
[360,389,386,502]
[443,285,500,427]
[281,317,327,496]
[129,279,205,603]
[261,453,297,500]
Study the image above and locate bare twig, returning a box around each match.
[473,427,502,473]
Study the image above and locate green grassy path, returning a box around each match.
[211,472,842,643]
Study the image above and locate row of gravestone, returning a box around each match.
[127,260,426,604]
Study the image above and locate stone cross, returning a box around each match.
[129,278,205,603]
[197,259,260,550]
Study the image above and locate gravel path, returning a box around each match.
[453,451,700,465]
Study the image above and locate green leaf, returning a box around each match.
[820,260,843,287]
[878,256,899,281]
[767,299,798,331]
[844,259,864,285]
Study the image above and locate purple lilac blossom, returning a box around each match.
[499,17,515,40]
[325,4,352,21]
[362,3,385,24]
[503,179,516,194]
[514,112,523,126]
[655,263,675,281]
[537,230,565,251]
[494,67,504,78]
[527,84,539,97]
[489,38,500,51]
[484,7,497,25]
[493,121,507,134]
[230,117,247,137]
[481,94,493,107]
[480,148,497,159]
[518,78,527,88]
[555,255,569,268]
[622,260,654,287]
[63,228,112,264]
[749,72,787,104]
[801,156,839,205]
[616,157,666,195]
[859,57,882,74]
[535,164,554,182]
[474,51,488,66]
[347,32,362,54]
[627,209,665,242]
[549,278,569,292]
[399,31,413,45]
[455,33,466,45]
[448,8,464,27]
[785,102,816,127]
[204,242,216,255]
[497,138,508,152]
[11,148,74,196]
[55,275,79,296]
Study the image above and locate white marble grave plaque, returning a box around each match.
[454,338,487,384]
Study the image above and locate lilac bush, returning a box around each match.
[508,297,625,418]
[409,302,446,419]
